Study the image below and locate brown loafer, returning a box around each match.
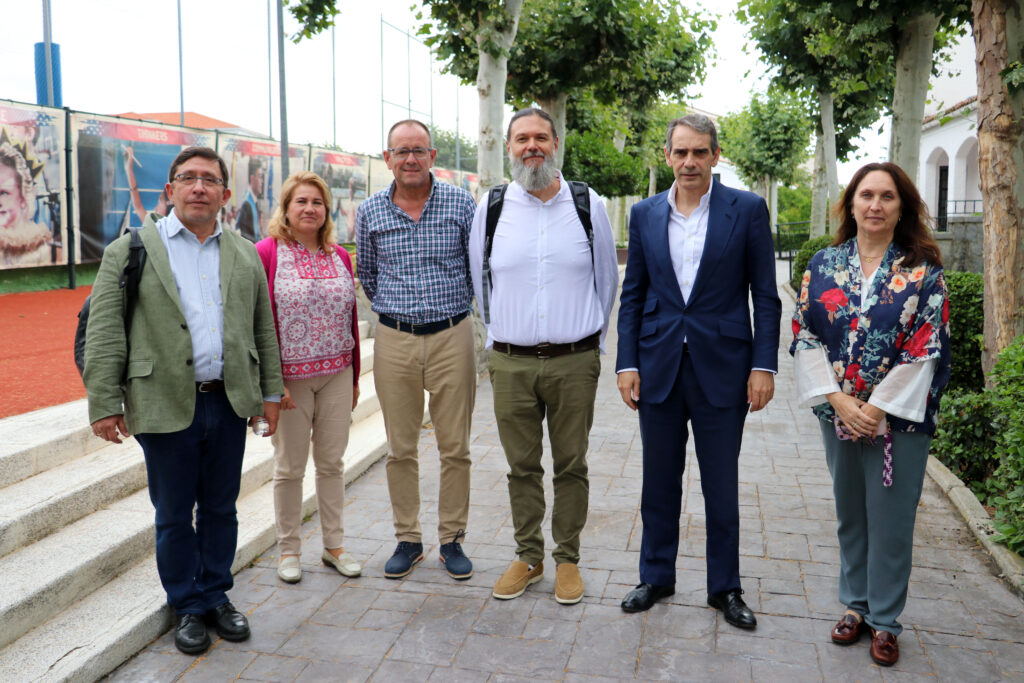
[869,628,899,666]
[831,613,865,645]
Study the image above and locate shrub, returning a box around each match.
[944,271,984,392]
[932,389,1002,496]
[989,335,1024,553]
[789,234,833,292]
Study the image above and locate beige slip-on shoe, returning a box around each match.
[322,549,362,577]
[554,563,584,604]
[277,555,302,583]
[492,560,544,599]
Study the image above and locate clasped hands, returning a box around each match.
[827,392,884,441]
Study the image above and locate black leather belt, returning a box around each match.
[492,332,600,359]
[196,380,225,393]
[378,311,468,335]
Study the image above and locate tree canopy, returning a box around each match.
[719,90,811,191]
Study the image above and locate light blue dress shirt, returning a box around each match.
[156,211,225,383]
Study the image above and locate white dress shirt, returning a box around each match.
[469,176,619,351]
[667,181,711,303]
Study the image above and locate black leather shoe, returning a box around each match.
[621,583,675,612]
[174,613,211,654]
[708,589,757,629]
[206,602,250,642]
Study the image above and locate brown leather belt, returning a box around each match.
[196,380,225,393]
[492,332,600,359]
[378,311,468,335]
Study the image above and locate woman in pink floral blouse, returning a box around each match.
[256,172,362,584]
[790,163,951,667]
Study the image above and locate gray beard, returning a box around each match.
[510,153,558,192]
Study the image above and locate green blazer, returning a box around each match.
[84,213,284,434]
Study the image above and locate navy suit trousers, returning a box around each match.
[637,348,747,594]
[136,389,247,614]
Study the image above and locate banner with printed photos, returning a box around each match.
[217,135,309,243]
[311,149,369,243]
[1,101,66,269]
[70,113,215,263]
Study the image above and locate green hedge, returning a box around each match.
[789,234,833,293]
[933,335,1024,554]
[944,271,984,392]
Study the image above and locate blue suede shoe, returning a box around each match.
[384,541,424,579]
[439,530,473,580]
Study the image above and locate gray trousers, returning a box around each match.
[820,419,931,636]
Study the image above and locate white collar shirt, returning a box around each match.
[469,175,619,351]
[666,180,713,303]
[156,210,224,382]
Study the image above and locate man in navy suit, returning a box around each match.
[616,114,781,627]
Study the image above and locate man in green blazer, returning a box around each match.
[84,147,283,655]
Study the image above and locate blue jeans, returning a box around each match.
[136,390,247,614]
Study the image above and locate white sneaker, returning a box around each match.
[277,555,302,583]
[322,549,362,577]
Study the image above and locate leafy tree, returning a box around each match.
[740,0,891,235]
[431,128,478,172]
[719,90,811,227]
[505,0,710,167]
[419,1,524,189]
[561,130,644,197]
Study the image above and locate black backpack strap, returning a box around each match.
[567,181,597,291]
[481,184,509,324]
[118,227,147,335]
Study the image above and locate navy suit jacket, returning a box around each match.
[616,180,781,408]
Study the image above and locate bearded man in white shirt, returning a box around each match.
[469,108,618,605]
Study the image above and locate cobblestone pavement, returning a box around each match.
[111,269,1024,682]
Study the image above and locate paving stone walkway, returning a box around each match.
[110,268,1024,682]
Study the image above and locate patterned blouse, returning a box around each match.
[790,237,951,436]
[275,241,356,380]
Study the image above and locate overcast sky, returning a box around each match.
[2,0,975,180]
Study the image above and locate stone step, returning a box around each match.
[0,438,147,560]
[0,334,374,494]
[0,400,100,490]
[0,408,392,681]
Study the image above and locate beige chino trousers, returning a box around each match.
[272,366,354,556]
[374,317,476,544]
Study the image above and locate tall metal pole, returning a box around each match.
[277,0,289,177]
[177,0,184,125]
[268,0,273,136]
[455,86,461,172]
[406,28,411,116]
[332,24,337,147]
[379,17,384,148]
[42,0,54,106]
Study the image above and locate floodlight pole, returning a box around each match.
[42,0,54,106]
[177,0,184,125]
[277,0,289,176]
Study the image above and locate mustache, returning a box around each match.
[521,151,546,161]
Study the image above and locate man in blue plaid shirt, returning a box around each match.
[356,119,477,581]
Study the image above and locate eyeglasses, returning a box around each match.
[386,147,433,160]
[174,174,226,187]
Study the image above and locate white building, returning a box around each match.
[918,96,982,231]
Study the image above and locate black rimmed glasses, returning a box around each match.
[173,174,226,187]
[386,147,433,160]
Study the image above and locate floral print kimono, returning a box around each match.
[790,238,951,436]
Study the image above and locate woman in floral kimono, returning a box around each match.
[791,162,951,667]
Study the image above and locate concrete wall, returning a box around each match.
[934,215,983,273]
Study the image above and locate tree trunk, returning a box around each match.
[974,0,1024,377]
[612,130,627,153]
[536,92,569,169]
[648,163,658,197]
[476,0,523,189]
[889,12,940,182]
[818,91,841,234]
[811,131,828,237]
